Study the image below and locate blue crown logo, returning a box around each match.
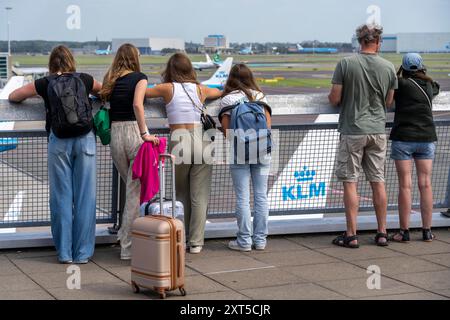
[294,166,316,182]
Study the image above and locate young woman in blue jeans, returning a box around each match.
[9,46,102,263]
[219,64,272,251]
[390,53,440,242]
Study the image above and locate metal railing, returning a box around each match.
[1,121,450,228]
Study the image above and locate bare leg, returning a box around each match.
[370,182,387,236]
[343,182,359,245]
[415,159,433,229]
[395,160,413,230]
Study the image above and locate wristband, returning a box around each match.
[140,131,149,137]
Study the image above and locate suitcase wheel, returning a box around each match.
[179,287,187,296]
[131,282,140,294]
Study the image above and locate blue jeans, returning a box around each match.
[391,141,436,160]
[47,131,97,262]
[230,160,270,248]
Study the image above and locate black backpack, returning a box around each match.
[47,73,93,138]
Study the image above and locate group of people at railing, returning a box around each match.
[7,22,443,264]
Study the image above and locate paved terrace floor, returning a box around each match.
[1,229,450,300]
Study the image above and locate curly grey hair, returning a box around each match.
[356,24,383,45]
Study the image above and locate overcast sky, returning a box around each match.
[1,0,449,43]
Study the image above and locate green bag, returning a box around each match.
[94,106,111,145]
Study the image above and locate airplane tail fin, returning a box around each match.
[107,45,111,52]
[0,76,25,100]
[202,57,233,88]
[297,44,304,50]
[206,53,212,64]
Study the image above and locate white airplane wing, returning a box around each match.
[202,57,233,89]
[0,76,25,100]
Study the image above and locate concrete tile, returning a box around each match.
[318,277,420,299]
[284,234,335,249]
[183,275,229,295]
[107,266,131,284]
[90,249,131,268]
[28,269,124,289]
[240,283,349,300]
[49,282,149,300]
[433,289,450,298]
[171,290,250,300]
[0,274,41,292]
[317,245,404,262]
[353,256,447,276]
[387,240,450,256]
[420,253,450,268]
[186,255,270,274]
[11,256,102,274]
[283,262,367,282]
[192,240,245,258]
[360,291,448,300]
[0,289,55,300]
[392,270,450,290]
[208,267,303,290]
[0,258,22,276]
[431,229,450,243]
[244,236,306,253]
[4,248,57,260]
[252,250,338,267]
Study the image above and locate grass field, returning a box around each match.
[11,53,450,91]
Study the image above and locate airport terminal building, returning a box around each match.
[352,32,450,53]
[112,37,185,55]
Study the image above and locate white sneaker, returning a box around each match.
[189,246,203,254]
[228,240,251,252]
[254,244,266,251]
[120,247,132,260]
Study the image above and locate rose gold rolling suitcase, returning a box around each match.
[131,154,186,299]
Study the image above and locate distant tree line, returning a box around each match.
[0,40,111,54]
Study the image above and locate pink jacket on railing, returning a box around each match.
[132,138,167,204]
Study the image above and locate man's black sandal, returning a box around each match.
[332,233,359,249]
[422,229,435,242]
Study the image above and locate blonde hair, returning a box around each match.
[100,43,141,101]
[48,45,76,74]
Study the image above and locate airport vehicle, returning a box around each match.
[95,45,111,55]
[239,44,254,55]
[295,44,338,54]
[192,53,218,71]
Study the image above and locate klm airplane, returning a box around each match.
[192,54,218,71]
[95,45,111,55]
[296,44,338,54]
[239,44,253,55]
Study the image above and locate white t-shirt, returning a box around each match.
[219,90,268,116]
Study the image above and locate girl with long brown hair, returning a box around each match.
[9,45,102,264]
[146,52,221,254]
[218,63,272,252]
[101,43,159,260]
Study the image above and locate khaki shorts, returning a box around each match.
[335,134,387,183]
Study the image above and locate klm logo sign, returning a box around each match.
[282,166,326,201]
[215,71,228,79]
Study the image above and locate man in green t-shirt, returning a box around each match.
[328,23,397,249]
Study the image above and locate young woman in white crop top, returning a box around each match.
[146,53,222,254]
[218,63,272,253]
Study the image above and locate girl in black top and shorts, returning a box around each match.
[100,44,159,260]
[390,53,440,243]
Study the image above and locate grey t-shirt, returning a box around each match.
[332,53,398,135]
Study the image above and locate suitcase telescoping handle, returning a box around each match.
[158,154,176,218]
